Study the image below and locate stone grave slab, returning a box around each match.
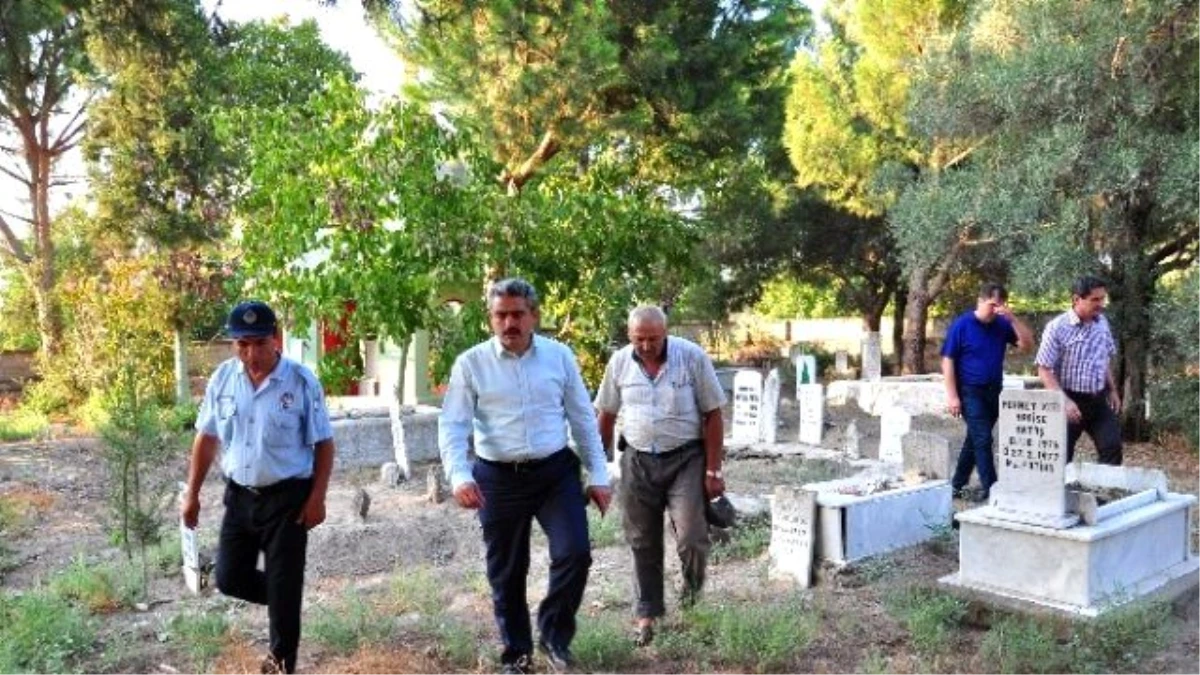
[794,355,819,384]
[798,384,824,446]
[760,369,781,444]
[990,389,1077,529]
[861,332,882,382]
[878,407,911,464]
[805,477,953,565]
[731,370,763,445]
[390,402,442,479]
[843,419,860,459]
[835,350,849,375]
[769,487,818,588]
[902,431,954,480]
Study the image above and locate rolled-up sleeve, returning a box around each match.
[438,357,477,490]
[562,351,609,487]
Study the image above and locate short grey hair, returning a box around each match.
[487,278,540,311]
[628,305,667,328]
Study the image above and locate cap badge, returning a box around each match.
[243,309,257,324]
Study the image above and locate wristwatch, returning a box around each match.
[705,469,723,479]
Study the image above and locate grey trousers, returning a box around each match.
[620,441,710,619]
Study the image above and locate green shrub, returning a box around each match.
[0,408,49,442]
[587,504,624,548]
[1075,599,1173,671]
[884,586,966,657]
[570,613,638,672]
[1148,375,1198,451]
[308,591,394,655]
[980,615,1071,674]
[390,565,444,617]
[711,514,771,564]
[0,588,95,673]
[159,401,199,433]
[423,617,481,670]
[169,611,229,670]
[50,556,141,614]
[661,599,818,672]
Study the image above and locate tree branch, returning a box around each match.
[0,162,31,186]
[499,130,560,194]
[1150,225,1199,269]
[0,212,30,264]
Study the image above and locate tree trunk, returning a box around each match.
[902,279,932,375]
[1110,235,1155,442]
[173,327,190,406]
[891,286,907,375]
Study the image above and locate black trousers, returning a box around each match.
[1064,390,1123,465]
[215,478,311,673]
[474,448,592,664]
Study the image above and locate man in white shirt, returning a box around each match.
[439,278,612,674]
[595,305,727,648]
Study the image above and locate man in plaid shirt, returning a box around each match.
[1035,275,1123,465]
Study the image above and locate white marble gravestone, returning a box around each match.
[861,332,882,382]
[878,407,911,464]
[798,384,824,445]
[769,486,818,588]
[760,369,782,444]
[835,350,850,374]
[902,431,954,480]
[794,355,818,384]
[731,370,763,445]
[843,419,861,459]
[990,389,1077,529]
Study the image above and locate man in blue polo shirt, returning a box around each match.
[181,300,335,674]
[941,283,1034,501]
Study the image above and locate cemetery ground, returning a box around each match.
[0,403,1196,674]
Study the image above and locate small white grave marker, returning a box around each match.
[835,350,850,374]
[798,384,824,445]
[878,407,911,464]
[769,487,818,588]
[760,369,781,444]
[861,333,882,381]
[731,370,763,445]
[990,389,1077,528]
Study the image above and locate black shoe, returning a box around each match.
[537,640,574,672]
[951,486,966,500]
[501,654,533,674]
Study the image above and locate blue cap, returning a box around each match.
[226,301,277,338]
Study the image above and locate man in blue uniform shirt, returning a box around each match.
[181,300,335,675]
[941,283,1033,502]
[439,278,612,674]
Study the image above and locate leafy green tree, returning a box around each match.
[0,0,91,360]
[784,0,970,372]
[900,0,1198,437]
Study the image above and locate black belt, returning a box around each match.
[477,447,569,472]
[226,476,310,497]
[629,438,703,456]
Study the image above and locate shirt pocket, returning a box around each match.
[668,375,698,416]
[267,410,303,449]
[216,396,237,445]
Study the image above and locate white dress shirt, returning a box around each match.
[438,334,610,490]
